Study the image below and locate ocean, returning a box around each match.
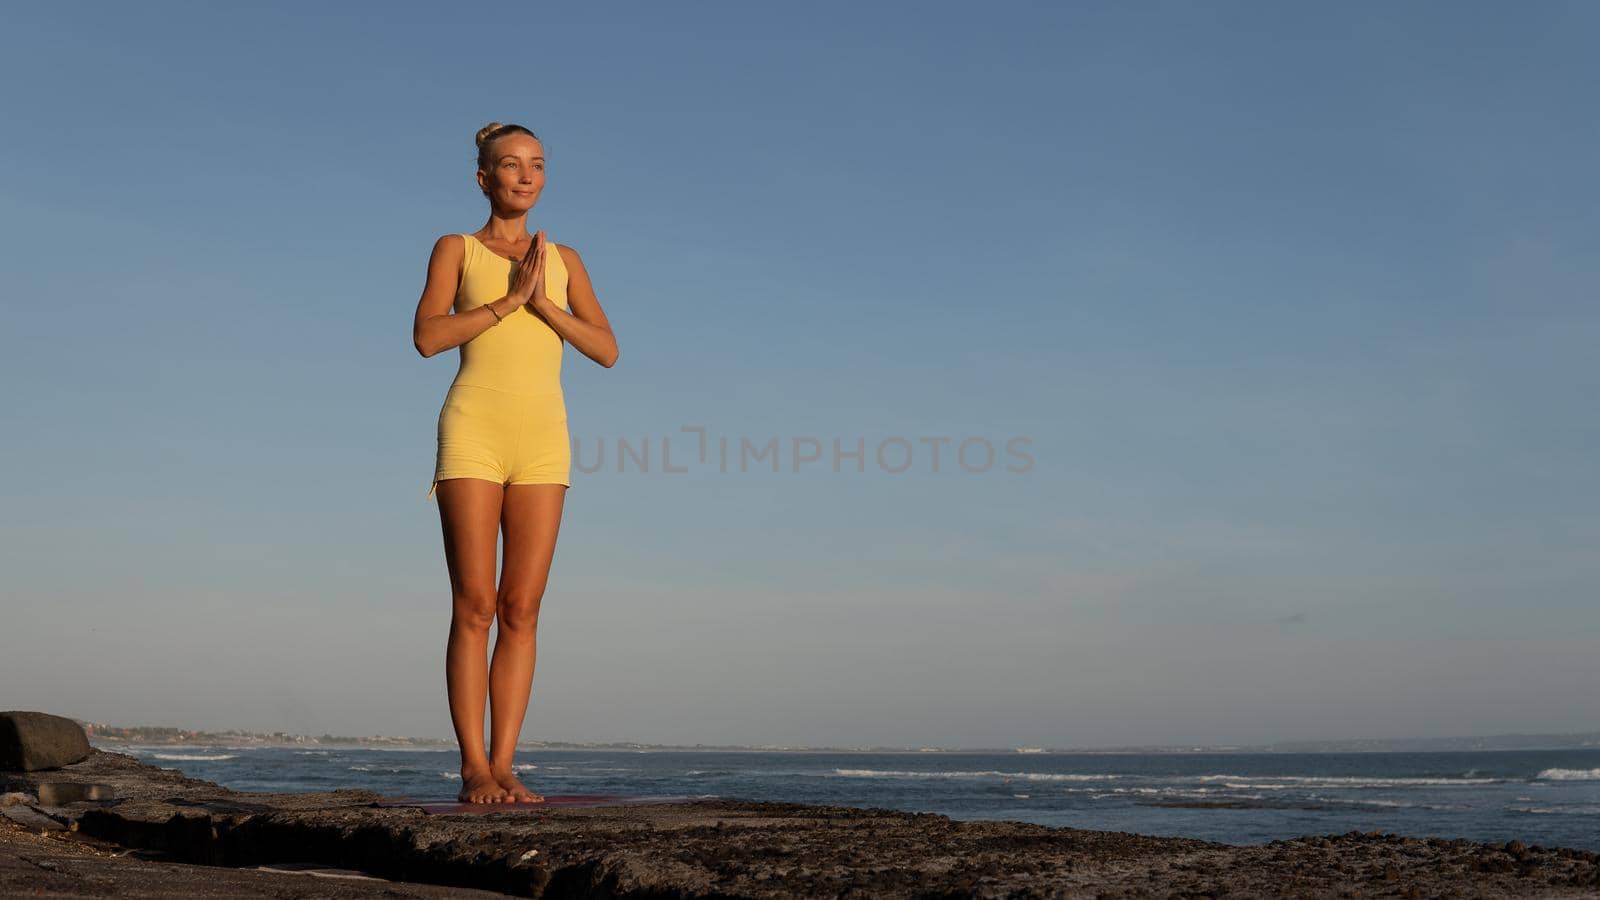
[99,744,1600,852]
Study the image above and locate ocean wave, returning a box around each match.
[152,753,236,761]
[1194,774,1500,788]
[832,768,1119,782]
[1510,804,1600,815]
[1304,794,1442,809]
[1082,784,1463,809]
[830,769,1505,787]
[1535,768,1600,781]
[1108,787,1265,799]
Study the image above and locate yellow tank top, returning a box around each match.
[450,233,569,398]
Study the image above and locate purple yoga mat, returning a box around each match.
[374,793,695,815]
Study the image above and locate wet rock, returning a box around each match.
[0,712,91,772]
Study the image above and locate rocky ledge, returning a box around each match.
[4,748,1599,898]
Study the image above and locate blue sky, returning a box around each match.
[2,1,1595,749]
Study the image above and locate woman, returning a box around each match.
[413,122,619,803]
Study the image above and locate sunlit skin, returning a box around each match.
[411,131,619,803]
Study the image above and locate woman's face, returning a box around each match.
[478,133,545,210]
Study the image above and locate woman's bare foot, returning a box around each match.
[491,766,545,803]
[458,767,509,804]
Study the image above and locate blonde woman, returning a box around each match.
[413,122,618,803]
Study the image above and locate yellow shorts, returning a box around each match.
[428,383,570,499]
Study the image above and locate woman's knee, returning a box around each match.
[451,589,498,631]
[496,593,543,633]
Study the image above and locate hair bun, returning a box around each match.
[475,122,507,148]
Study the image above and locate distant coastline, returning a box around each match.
[75,719,1600,754]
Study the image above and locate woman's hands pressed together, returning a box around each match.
[509,229,561,322]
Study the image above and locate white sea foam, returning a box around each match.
[1195,774,1499,787]
[152,753,235,761]
[831,768,1119,782]
[1086,790,1268,802]
[1304,794,1434,809]
[1535,767,1600,781]
[438,766,543,778]
[1081,783,1457,807]
[831,769,1503,787]
[1510,804,1600,815]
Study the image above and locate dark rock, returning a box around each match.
[0,712,91,772]
[1,804,66,831]
[0,813,512,898]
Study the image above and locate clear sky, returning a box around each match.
[2,2,1595,749]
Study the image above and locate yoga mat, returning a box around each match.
[373,793,697,815]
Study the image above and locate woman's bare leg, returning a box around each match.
[489,482,566,801]
[437,477,510,803]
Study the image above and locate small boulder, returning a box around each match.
[0,711,92,771]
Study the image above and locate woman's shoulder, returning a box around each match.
[427,233,472,264]
[422,234,470,283]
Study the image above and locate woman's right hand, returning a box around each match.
[507,229,547,305]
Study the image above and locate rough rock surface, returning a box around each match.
[1,813,514,898]
[0,711,92,772]
[3,748,1598,898]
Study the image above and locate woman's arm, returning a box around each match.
[533,243,620,368]
[412,235,523,358]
